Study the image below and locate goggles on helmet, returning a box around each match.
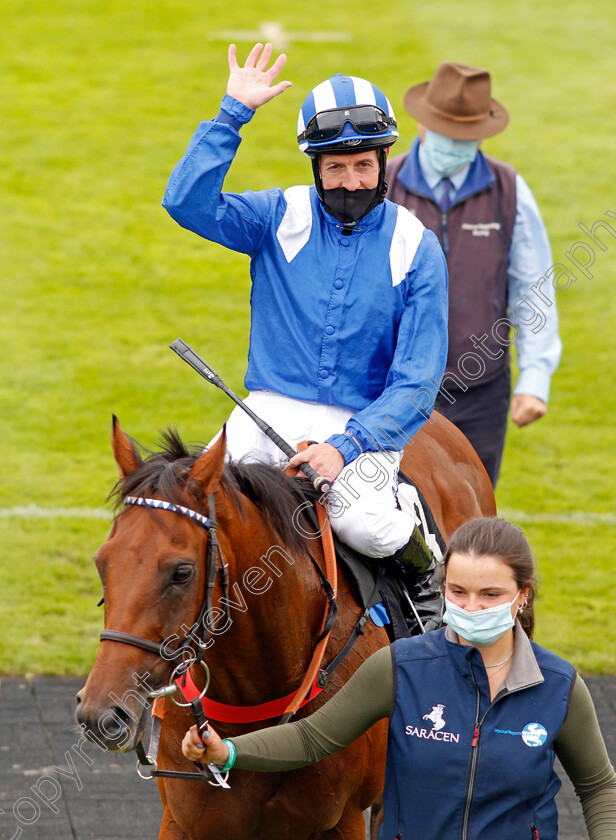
[298,105,396,145]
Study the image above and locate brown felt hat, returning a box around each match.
[404,62,509,140]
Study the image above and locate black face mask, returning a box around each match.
[322,187,380,225]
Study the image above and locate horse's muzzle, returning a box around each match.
[75,687,147,752]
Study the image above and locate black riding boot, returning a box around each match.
[389,527,443,635]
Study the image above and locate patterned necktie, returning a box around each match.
[438,177,454,214]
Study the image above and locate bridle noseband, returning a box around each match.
[99,493,230,663]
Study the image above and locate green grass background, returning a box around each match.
[1,0,614,674]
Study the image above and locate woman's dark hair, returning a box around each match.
[442,517,538,638]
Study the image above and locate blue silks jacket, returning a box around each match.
[381,625,576,840]
[163,96,448,464]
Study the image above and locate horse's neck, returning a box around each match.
[204,514,324,706]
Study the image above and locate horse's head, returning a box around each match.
[76,417,229,751]
[77,418,323,754]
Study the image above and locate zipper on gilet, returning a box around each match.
[461,663,510,840]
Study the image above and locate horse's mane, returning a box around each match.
[111,428,318,554]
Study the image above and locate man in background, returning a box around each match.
[387,61,561,486]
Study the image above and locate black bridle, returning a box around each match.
[99,492,230,664]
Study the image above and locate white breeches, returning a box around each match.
[212,391,415,558]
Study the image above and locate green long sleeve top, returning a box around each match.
[229,643,616,839]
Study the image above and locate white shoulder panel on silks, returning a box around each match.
[389,205,426,287]
[276,185,313,263]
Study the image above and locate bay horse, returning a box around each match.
[76,412,495,840]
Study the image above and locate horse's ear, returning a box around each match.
[189,426,227,491]
[111,415,141,478]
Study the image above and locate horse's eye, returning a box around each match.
[171,565,194,585]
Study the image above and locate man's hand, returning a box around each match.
[227,43,292,110]
[510,394,547,427]
[288,443,345,484]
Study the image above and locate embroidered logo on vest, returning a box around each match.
[494,722,548,747]
[461,222,501,237]
[522,723,548,747]
[423,703,446,731]
[405,704,460,743]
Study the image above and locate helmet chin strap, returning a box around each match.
[376,147,389,200]
[313,148,389,229]
[311,156,326,203]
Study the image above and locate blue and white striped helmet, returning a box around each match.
[297,74,399,156]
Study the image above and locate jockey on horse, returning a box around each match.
[162,42,450,632]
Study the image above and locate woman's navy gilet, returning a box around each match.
[380,629,575,840]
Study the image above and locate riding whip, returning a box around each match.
[169,338,332,493]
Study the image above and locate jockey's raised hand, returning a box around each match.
[227,43,292,110]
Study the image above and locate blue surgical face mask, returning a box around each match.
[423,129,479,177]
[443,591,520,647]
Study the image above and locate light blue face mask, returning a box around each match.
[423,129,479,177]
[443,591,520,647]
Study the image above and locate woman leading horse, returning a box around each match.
[76,411,495,840]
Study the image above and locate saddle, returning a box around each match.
[308,471,446,640]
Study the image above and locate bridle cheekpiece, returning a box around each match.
[99,492,230,663]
